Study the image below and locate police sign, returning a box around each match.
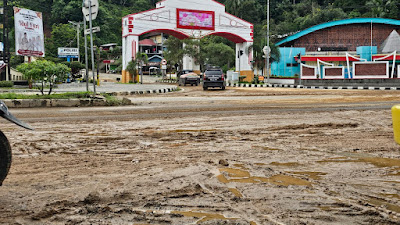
[58,47,79,58]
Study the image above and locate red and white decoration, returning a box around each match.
[300,64,317,79]
[352,61,389,79]
[122,0,253,74]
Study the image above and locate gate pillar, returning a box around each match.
[122,35,139,83]
[236,41,253,82]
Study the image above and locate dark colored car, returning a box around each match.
[178,72,200,86]
[177,70,193,79]
[203,68,225,90]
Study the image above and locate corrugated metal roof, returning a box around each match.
[276,18,400,46]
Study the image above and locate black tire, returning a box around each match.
[222,86,226,90]
[0,131,11,186]
[203,87,208,91]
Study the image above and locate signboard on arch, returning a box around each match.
[14,7,45,57]
[176,8,215,30]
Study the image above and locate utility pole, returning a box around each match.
[266,0,270,84]
[68,21,81,62]
[2,0,8,81]
[89,0,96,96]
[82,0,99,96]
[84,16,89,92]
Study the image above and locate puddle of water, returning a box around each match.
[232,163,248,170]
[318,156,400,174]
[172,129,216,133]
[172,210,238,223]
[253,145,281,151]
[217,174,230,184]
[367,197,400,214]
[288,171,327,180]
[218,168,311,186]
[262,147,281,151]
[270,162,301,167]
[380,193,400,200]
[220,168,250,178]
[228,188,243,198]
[360,157,400,169]
[268,174,312,187]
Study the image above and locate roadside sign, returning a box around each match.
[263,46,270,55]
[82,0,99,21]
[0,24,3,29]
[103,59,115,64]
[161,59,167,65]
[58,47,79,58]
[161,65,167,70]
[84,26,100,35]
[0,8,3,15]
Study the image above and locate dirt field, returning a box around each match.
[0,86,400,225]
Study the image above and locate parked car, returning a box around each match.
[178,72,200,86]
[203,68,225,90]
[177,70,193,79]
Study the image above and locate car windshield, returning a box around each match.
[205,71,222,75]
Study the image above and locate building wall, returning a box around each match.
[283,24,399,52]
[271,47,305,77]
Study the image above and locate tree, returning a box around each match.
[164,36,184,71]
[366,0,399,18]
[203,42,234,69]
[45,24,76,58]
[16,60,71,95]
[126,52,148,82]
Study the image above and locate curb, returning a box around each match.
[112,86,178,96]
[226,83,400,90]
[4,87,179,108]
[4,98,108,108]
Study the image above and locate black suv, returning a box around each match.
[203,68,225,90]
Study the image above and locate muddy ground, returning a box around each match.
[0,86,400,225]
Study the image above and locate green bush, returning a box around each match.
[0,81,13,87]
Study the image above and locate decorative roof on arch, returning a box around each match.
[276,18,400,46]
[122,0,253,43]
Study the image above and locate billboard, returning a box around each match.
[58,48,79,58]
[14,7,45,57]
[176,9,214,30]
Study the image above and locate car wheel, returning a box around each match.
[222,86,225,90]
[203,87,208,91]
[0,131,12,186]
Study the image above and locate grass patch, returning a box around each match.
[0,81,14,88]
[102,94,124,106]
[0,92,92,99]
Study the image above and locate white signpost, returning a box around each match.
[14,7,45,57]
[58,48,79,58]
[82,0,99,95]
[84,26,100,35]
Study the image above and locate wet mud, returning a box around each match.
[0,87,399,224]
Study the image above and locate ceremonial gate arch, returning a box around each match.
[122,0,254,82]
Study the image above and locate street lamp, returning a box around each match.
[68,21,82,62]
